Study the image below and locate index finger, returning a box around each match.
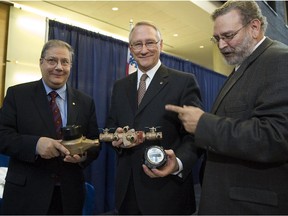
[56,143,70,155]
[165,104,185,114]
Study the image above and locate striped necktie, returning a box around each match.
[138,74,148,106]
[49,91,63,139]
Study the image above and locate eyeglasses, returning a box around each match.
[130,40,160,51]
[42,57,71,67]
[210,20,252,44]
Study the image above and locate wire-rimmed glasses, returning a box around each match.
[42,57,71,67]
[130,40,160,51]
[211,20,252,44]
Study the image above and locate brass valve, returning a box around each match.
[60,125,162,155]
[61,136,100,155]
[60,125,100,155]
[144,127,163,141]
[99,126,162,147]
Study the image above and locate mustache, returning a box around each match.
[220,47,234,54]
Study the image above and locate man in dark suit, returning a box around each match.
[106,21,202,215]
[0,40,100,214]
[166,1,288,214]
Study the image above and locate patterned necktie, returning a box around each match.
[49,91,63,139]
[138,73,148,106]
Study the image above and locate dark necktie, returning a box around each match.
[138,74,148,106]
[49,91,63,139]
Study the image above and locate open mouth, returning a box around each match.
[221,51,233,57]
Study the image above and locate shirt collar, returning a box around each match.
[235,36,266,71]
[137,60,161,81]
[42,79,67,100]
[254,36,266,51]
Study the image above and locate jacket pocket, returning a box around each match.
[5,171,26,186]
[229,187,278,207]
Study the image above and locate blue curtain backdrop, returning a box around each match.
[47,20,226,214]
[160,53,227,113]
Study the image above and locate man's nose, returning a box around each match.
[218,38,228,49]
[55,60,64,69]
[140,45,149,53]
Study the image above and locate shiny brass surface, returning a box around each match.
[99,126,162,147]
[61,126,162,154]
[61,136,99,155]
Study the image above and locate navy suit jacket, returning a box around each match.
[196,38,288,214]
[107,64,202,214]
[0,79,100,214]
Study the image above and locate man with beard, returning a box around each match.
[166,1,288,214]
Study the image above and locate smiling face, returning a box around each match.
[129,24,163,72]
[40,46,72,90]
[213,10,256,65]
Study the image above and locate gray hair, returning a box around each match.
[40,39,74,62]
[128,21,162,43]
[211,0,267,33]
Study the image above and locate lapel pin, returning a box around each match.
[160,81,163,85]
[72,102,76,106]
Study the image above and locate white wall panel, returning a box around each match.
[5,7,46,94]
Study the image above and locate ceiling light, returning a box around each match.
[112,7,119,11]
[173,34,178,37]
[200,45,204,49]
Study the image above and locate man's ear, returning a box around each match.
[250,19,261,39]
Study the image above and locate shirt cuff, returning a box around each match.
[171,157,183,177]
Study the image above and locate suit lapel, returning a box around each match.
[66,86,79,125]
[211,38,273,113]
[125,72,138,115]
[33,80,56,136]
[211,67,244,113]
[136,65,168,115]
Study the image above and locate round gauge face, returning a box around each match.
[147,147,165,164]
[144,145,167,169]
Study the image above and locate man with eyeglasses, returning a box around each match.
[106,21,202,214]
[0,39,101,214]
[166,1,288,214]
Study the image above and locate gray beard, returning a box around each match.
[223,36,255,65]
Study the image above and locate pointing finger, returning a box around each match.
[165,104,185,114]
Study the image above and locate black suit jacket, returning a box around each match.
[195,38,288,214]
[0,79,100,214]
[107,64,202,214]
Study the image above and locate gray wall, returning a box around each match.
[258,1,288,45]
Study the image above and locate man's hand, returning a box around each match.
[36,137,70,159]
[111,127,124,147]
[112,127,143,148]
[165,104,204,134]
[142,149,179,178]
[63,152,87,163]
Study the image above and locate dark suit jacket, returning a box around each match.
[0,79,100,214]
[195,38,288,214]
[106,64,202,214]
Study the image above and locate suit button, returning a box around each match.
[51,174,60,184]
[207,146,216,152]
